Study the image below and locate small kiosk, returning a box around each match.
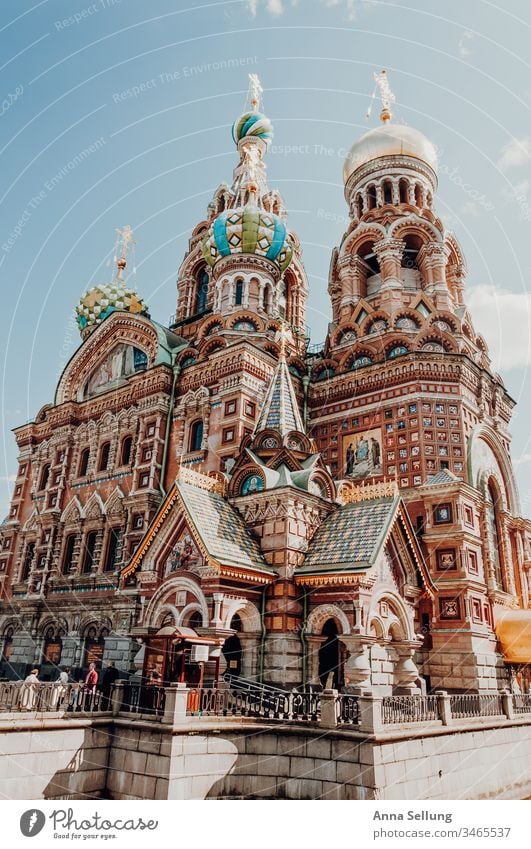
[142,625,221,689]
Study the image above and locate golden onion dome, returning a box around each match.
[343,123,438,184]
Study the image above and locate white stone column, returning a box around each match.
[392,642,421,694]
[341,636,374,693]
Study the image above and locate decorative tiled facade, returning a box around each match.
[0,78,529,697]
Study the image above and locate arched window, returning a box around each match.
[39,464,50,491]
[189,420,204,452]
[81,531,98,574]
[43,626,62,666]
[354,193,363,218]
[235,279,244,306]
[357,240,379,278]
[1,627,14,666]
[367,185,377,210]
[382,180,393,205]
[263,285,271,313]
[104,528,121,572]
[486,482,506,590]
[399,179,409,204]
[401,234,423,270]
[98,442,111,472]
[195,267,209,313]
[61,534,77,574]
[78,448,90,477]
[120,435,133,466]
[21,542,35,580]
[83,626,105,671]
[187,610,203,630]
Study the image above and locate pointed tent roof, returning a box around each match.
[254,349,304,436]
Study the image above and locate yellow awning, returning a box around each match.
[496,610,531,664]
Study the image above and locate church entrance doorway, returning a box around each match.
[318,618,343,689]
[222,614,243,678]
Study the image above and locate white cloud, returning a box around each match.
[466,284,531,371]
[320,0,378,20]
[458,31,474,59]
[497,137,531,171]
[246,0,285,13]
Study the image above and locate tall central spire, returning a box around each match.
[253,328,305,436]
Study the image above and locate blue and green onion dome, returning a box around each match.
[202,206,293,272]
[76,281,149,334]
[232,111,274,146]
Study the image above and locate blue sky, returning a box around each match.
[1,0,530,516]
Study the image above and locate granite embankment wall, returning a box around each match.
[1,715,530,800]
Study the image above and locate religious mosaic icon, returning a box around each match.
[343,427,383,480]
[164,531,202,577]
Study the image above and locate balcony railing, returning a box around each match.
[118,683,166,718]
[336,694,360,726]
[449,693,504,720]
[1,683,530,732]
[512,694,531,715]
[0,682,108,713]
[185,688,320,721]
[382,695,439,725]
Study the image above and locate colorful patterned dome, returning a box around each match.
[76,281,149,334]
[202,206,293,271]
[232,111,274,146]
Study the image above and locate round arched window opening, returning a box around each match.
[486,481,506,591]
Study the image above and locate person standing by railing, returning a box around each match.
[21,668,40,710]
[84,662,98,709]
[100,661,119,710]
[53,666,70,710]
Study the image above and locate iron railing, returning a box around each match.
[382,695,439,725]
[512,694,531,715]
[336,694,360,725]
[450,693,504,719]
[0,682,107,713]
[186,688,320,721]
[119,683,166,717]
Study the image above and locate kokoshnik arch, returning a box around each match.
[0,72,529,696]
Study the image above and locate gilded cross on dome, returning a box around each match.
[114,224,135,279]
[373,69,395,123]
[248,73,263,110]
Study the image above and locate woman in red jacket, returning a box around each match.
[85,662,98,694]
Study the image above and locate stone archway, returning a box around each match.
[220,601,262,680]
[306,604,351,688]
[366,593,421,694]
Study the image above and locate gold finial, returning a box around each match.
[114,225,135,280]
[248,73,263,110]
[373,69,395,123]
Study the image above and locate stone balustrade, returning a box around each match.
[1,681,530,734]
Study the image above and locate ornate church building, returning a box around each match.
[1,73,530,696]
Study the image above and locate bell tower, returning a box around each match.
[172,75,308,356]
[308,71,526,694]
[330,70,462,325]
